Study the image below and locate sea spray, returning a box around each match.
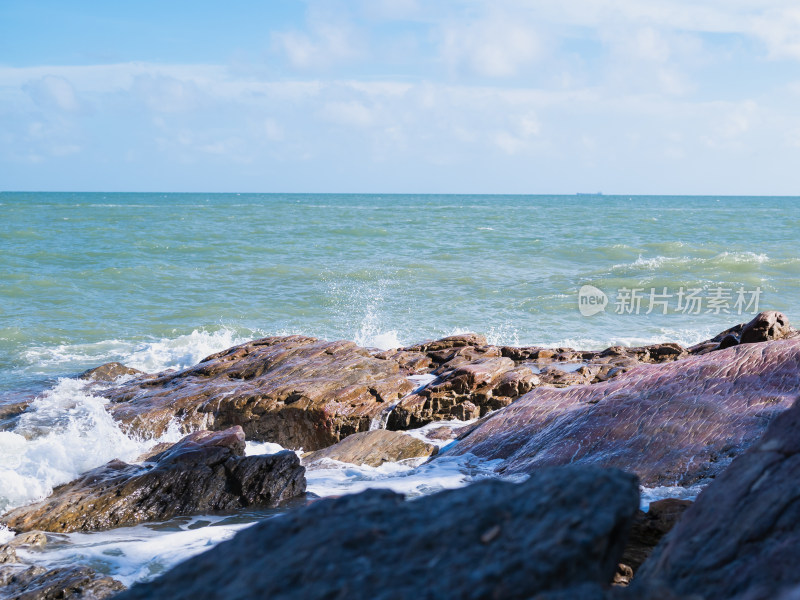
[0,378,182,514]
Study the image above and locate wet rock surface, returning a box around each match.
[78,362,144,382]
[303,429,438,467]
[104,336,413,450]
[635,395,800,600]
[1,427,305,533]
[117,466,639,600]
[0,564,125,600]
[448,338,800,486]
[96,314,793,450]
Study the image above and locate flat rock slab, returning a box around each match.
[635,395,800,600]
[104,336,414,450]
[1,427,305,533]
[303,429,438,467]
[117,466,639,600]
[447,339,800,486]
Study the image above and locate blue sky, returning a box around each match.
[2,0,800,194]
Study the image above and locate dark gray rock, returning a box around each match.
[620,499,692,574]
[1,427,305,533]
[118,466,639,600]
[635,395,800,600]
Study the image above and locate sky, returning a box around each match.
[2,0,800,194]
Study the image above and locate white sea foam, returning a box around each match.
[0,525,14,544]
[21,328,260,376]
[15,517,257,587]
[553,324,722,352]
[640,484,704,511]
[305,454,506,499]
[613,251,770,272]
[245,441,288,456]
[0,378,176,514]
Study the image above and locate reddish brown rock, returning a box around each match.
[104,336,413,450]
[1,427,305,533]
[387,356,539,429]
[689,311,797,355]
[303,429,438,467]
[79,361,144,382]
[447,339,800,487]
[739,310,795,344]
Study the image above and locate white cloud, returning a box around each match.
[273,14,361,70]
[263,119,284,141]
[23,76,81,112]
[320,101,375,127]
[440,13,542,78]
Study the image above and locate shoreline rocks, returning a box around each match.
[3,311,799,598]
[116,466,640,600]
[446,337,800,486]
[1,427,305,533]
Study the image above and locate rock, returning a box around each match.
[0,545,17,565]
[739,310,795,344]
[1,426,305,533]
[0,564,125,599]
[0,392,33,431]
[447,339,800,486]
[104,336,414,450]
[688,311,797,354]
[635,395,800,600]
[423,425,457,441]
[117,466,639,600]
[620,499,692,573]
[134,442,173,462]
[0,531,48,562]
[387,357,539,429]
[303,429,438,467]
[78,361,144,382]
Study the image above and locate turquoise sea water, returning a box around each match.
[2,192,799,394]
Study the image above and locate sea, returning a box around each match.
[1,192,798,584]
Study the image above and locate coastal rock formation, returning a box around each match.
[383,335,702,429]
[103,336,413,450]
[635,395,800,600]
[117,466,639,600]
[448,338,800,486]
[0,564,125,599]
[303,429,438,467]
[96,317,784,450]
[1,427,305,533]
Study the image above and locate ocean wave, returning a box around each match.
[612,252,770,272]
[21,327,263,376]
[0,378,181,515]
